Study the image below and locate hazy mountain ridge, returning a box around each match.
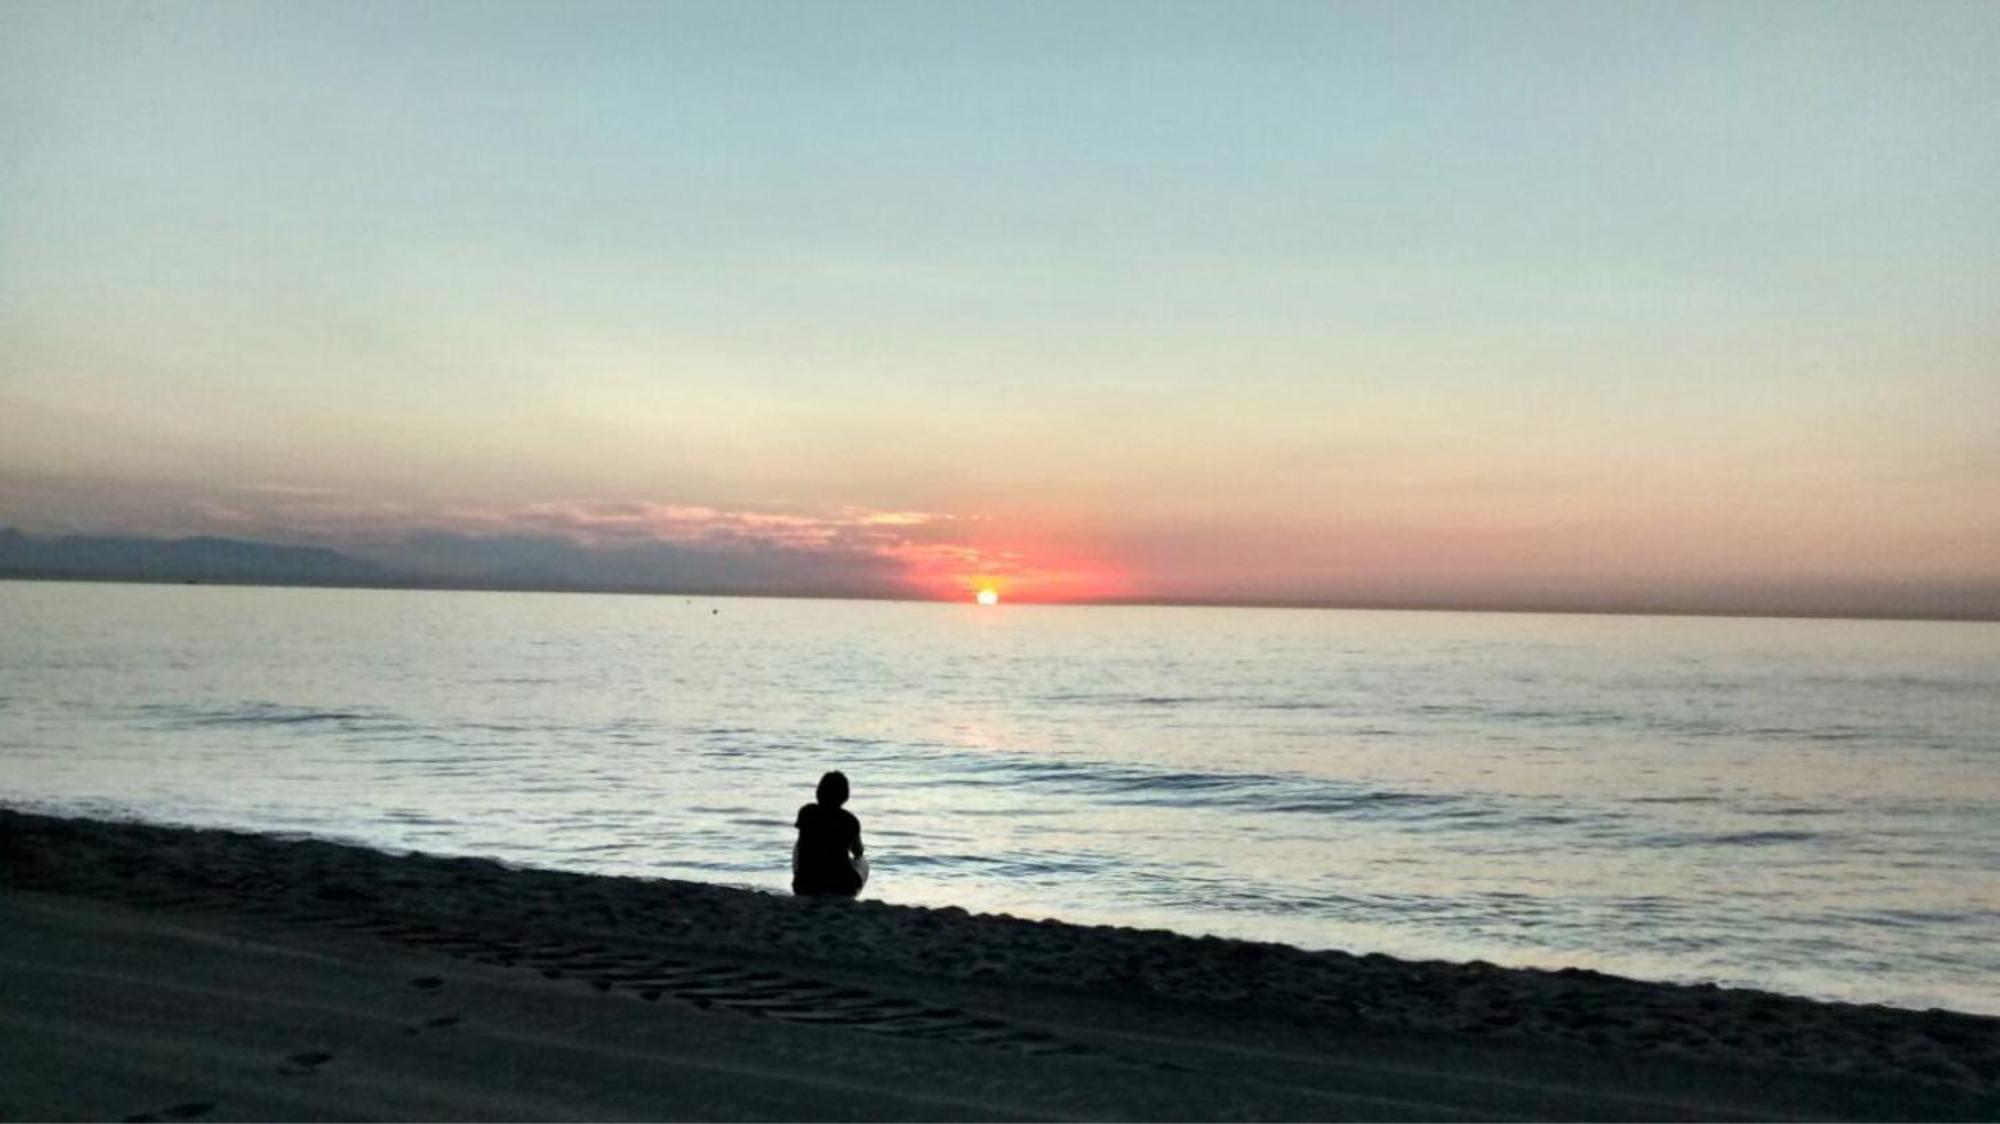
[374,530,902,598]
[0,527,901,600]
[0,527,388,585]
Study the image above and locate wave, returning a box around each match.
[913,747,1479,824]
[1037,692,1231,707]
[134,701,409,731]
[1659,830,1827,847]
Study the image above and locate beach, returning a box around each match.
[3,810,1994,1120]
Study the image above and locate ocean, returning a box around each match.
[3,579,1995,1014]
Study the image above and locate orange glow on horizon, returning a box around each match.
[910,551,1129,605]
[870,518,1130,604]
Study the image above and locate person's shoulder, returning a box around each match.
[840,808,860,829]
[796,803,817,825]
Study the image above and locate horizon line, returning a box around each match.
[5,572,1995,626]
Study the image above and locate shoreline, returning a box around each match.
[4,809,1996,1119]
[5,803,1983,1020]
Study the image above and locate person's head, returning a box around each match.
[816,770,850,808]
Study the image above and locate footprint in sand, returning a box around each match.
[277,1051,332,1077]
[123,1102,215,1122]
[342,917,1094,1061]
[403,1013,465,1036]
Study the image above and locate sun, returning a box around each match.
[975,588,1000,606]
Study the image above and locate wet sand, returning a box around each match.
[2,810,1994,1120]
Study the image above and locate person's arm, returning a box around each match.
[849,816,864,858]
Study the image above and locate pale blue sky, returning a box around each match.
[3,1,1996,609]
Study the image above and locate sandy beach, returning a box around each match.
[2,809,1994,1121]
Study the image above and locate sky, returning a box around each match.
[3,1,1996,614]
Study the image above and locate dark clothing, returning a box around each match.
[792,803,864,896]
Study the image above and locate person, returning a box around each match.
[792,770,868,897]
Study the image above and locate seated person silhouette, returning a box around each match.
[792,770,868,897]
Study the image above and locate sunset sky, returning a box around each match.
[3,2,1996,614]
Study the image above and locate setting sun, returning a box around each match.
[975,589,999,606]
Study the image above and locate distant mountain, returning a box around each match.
[0,528,388,585]
[370,530,904,598]
[0,527,901,599]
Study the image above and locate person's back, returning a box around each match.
[792,771,866,897]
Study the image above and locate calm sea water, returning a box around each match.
[3,580,1996,1013]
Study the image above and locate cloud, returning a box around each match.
[0,470,1134,599]
[479,498,959,554]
